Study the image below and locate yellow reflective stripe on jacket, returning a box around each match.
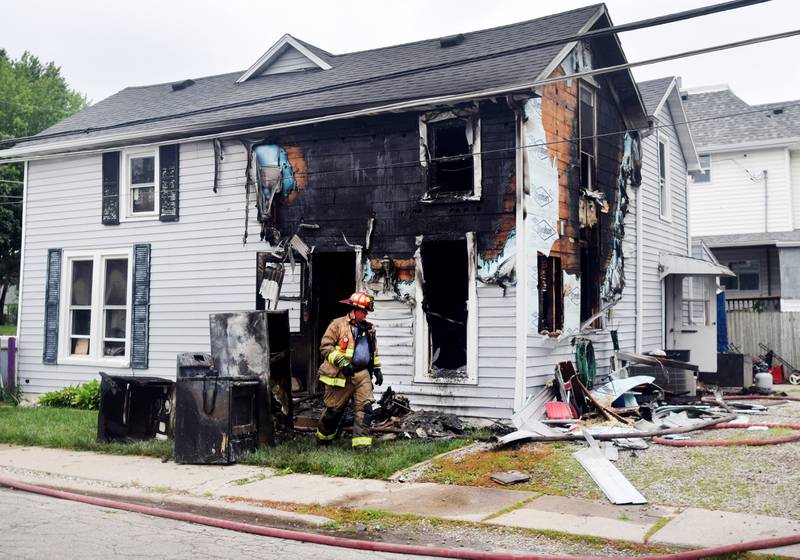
[326,348,355,366]
[372,353,381,367]
[319,375,346,387]
[351,436,373,447]
[316,429,336,441]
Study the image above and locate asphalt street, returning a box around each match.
[0,488,434,559]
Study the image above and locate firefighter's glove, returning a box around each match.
[338,359,355,377]
[372,368,383,387]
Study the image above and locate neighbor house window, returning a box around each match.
[123,148,159,217]
[578,83,596,190]
[419,110,481,200]
[62,249,132,363]
[691,154,711,183]
[659,136,671,219]
[721,260,760,291]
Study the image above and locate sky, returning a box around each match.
[1,0,798,106]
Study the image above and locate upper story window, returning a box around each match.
[659,136,671,220]
[61,249,132,365]
[123,148,159,218]
[419,110,481,201]
[691,154,711,183]
[578,83,596,189]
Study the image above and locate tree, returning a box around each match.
[0,50,87,323]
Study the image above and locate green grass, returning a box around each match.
[0,325,15,336]
[0,404,172,458]
[0,405,469,479]
[241,434,469,479]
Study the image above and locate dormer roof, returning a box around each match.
[236,34,332,83]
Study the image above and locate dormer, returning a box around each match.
[236,34,332,83]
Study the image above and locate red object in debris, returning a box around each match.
[545,401,573,419]
[770,364,784,384]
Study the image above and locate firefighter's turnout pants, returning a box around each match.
[316,369,374,447]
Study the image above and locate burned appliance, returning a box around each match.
[97,373,174,443]
[174,353,259,464]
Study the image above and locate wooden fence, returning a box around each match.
[727,311,800,368]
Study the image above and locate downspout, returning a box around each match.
[635,167,643,353]
[514,110,527,411]
[763,169,769,232]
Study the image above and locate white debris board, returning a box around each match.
[573,447,647,505]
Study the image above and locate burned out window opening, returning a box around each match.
[580,225,601,325]
[419,110,481,201]
[578,83,596,191]
[658,135,671,219]
[537,254,563,334]
[414,234,478,384]
[122,148,159,218]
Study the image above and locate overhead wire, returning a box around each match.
[2,97,799,210]
[0,0,780,148]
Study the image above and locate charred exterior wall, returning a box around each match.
[269,101,516,262]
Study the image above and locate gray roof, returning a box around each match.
[637,76,675,117]
[682,87,800,150]
[5,4,630,155]
[698,229,800,248]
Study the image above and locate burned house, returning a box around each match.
[2,5,713,418]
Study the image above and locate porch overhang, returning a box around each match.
[658,253,734,280]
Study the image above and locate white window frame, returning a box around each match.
[658,134,672,221]
[692,154,712,183]
[413,233,478,385]
[58,247,134,368]
[419,110,482,201]
[121,147,160,221]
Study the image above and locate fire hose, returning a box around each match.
[2,477,800,560]
[653,422,800,447]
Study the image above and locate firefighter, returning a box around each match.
[316,291,383,448]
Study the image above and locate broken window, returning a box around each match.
[659,137,671,218]
[421,239,468,376]
[537,254,563,333]
[256,252,304,333]
[579,84,596,190]
[420,111,481,200]
[580,226,601,324]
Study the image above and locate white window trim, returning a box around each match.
[120,147,160,221]
[578,82,597,190]
[58,247,134,368]
[419,111,482,201]
[658,133,672,221]
[413,233,478,385]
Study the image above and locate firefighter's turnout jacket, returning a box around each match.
[317,315,381,387]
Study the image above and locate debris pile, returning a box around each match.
[491,341,800,505]
[292,386,468,440]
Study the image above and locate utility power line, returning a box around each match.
[0,0,776,148]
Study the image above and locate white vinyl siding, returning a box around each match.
[689,148,794,236]
[260,47,318,76]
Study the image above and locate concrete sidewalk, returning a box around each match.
[0,444,798,557]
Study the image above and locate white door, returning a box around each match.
[666,275,717,371]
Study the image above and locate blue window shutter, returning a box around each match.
[159,144,179,222]
[102,152,120,225]
[130,244,151,368]
[43,249,62,364]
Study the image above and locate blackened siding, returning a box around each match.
[272,102,516,259]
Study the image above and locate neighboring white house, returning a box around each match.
[0,7,728,415]
[683,85,800,313]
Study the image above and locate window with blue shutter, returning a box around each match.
[102,152,120,225]
[43,249,62,364]
[130,243,151,368]
[159,145,179,222]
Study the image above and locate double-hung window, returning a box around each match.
[123,148,159,218]
[578,83,596,189]
[658,136,671,219]
[62,249,133,365]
